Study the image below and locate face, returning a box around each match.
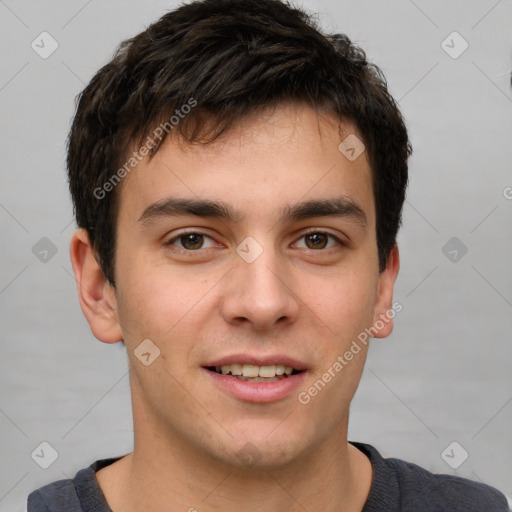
[74,102,399,469]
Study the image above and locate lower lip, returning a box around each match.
[202,368,307,403]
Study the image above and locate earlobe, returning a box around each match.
[372,245,400,339]
[69,229,123,344]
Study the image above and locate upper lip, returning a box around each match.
[203,354,308,371]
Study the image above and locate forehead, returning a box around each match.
[116,103,375,227]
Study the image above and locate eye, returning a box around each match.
[165,231,217,251]
[295,231,343,250]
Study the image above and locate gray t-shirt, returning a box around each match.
[27,441,509,511]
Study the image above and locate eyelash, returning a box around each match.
[164,229,345,252]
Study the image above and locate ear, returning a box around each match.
[372,244,400,339]
[69,229,123,344]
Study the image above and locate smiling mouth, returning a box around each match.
[205,364,303,382]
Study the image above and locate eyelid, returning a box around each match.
[164,229,219,249]
[295,227,346,246]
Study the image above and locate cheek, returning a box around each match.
[114,256,212,361]
[312,277,375,411]
[114,261,174,343]
[312,266,379,340]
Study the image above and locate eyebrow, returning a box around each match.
[138,196,367,227]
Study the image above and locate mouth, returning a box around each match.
[202,356,308,404]
[205,364,303,383]
[202,355,308,402]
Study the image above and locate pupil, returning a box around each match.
[306,233,327,249]
[182,233,203,250]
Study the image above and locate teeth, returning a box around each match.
[242,364,260,377]
[259,365,275,378]
[230,363,243,375]
[214,364,298,377]
[235,375,281,383]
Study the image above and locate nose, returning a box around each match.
[220,242,300,332]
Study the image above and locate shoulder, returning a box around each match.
[27,477,80,512]
[388,456,509,511]
[351,441,510,512]
[27,456,122,512]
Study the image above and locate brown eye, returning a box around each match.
[295,231,343,251]
[166,232,216,251]
[305,232,329,249]
[180,233,204,250]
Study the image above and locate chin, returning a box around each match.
[207,426,312,470]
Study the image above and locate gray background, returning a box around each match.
[1,0,511,510]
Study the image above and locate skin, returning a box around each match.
[70,102,400,512]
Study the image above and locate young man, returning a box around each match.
[28,0,509,510]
